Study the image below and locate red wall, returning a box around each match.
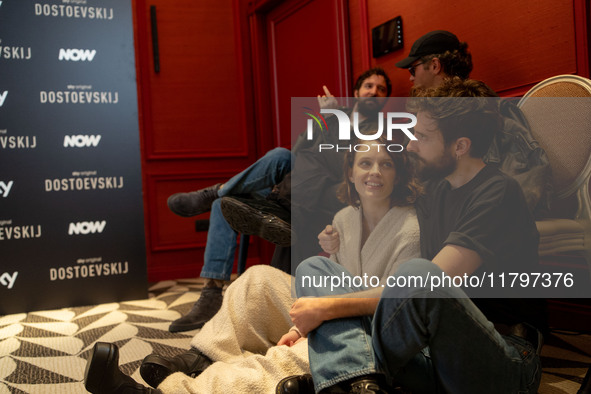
[346,0,591,329]
[133,0,266,281]
[349,0,589,96]
[134,0,590,283]
[133,0,352,281]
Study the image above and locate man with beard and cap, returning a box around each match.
[395,30,473,91]
[160,68,392,334]
[83,68,394,394]
[396,30,551,216]
[278,78,546,394]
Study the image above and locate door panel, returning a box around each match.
[134,0,352,281]
[264,0,352,146]
[134,0,259,281]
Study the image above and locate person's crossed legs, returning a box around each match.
[167,147,293,332]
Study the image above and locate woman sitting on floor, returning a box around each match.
[83,134,422,394]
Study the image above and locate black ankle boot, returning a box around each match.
[276,374,315,394]
[140,348,212,388]
[169,286,223,332]
[323,375,391,394]
[220,196,293,246]
[85,342,162,393]
[348,377,389,394]
[167,183,222,217]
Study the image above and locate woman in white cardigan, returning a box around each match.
[84,136,422,394]
[278,136,422,348]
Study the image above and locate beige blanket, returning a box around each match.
[158,206,420,393]
[158,266,309,393]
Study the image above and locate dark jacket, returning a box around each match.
[484,100,552,218]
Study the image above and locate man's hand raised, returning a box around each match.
[317,85,338,110]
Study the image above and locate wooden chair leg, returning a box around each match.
[237,234,250,276]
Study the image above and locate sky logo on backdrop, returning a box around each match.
[0,272,18,289]
[0,181,13,197]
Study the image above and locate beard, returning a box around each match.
[357,97,385,118]
[409,151,457,182]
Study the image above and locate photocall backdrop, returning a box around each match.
[0,0,147,314]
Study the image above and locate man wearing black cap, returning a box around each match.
[394,30,551,216]
[395,30,473,90]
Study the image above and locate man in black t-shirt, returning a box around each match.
[279,79,545,394]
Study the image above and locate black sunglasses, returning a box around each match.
[408,62,424,77]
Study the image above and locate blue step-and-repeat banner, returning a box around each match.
[0,0,147,314]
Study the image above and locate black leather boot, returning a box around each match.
[220,196,293,246]
[168,286,223,332]
[85,342,162,393]
[348,378,389,394]
[276,374,395,394]
[140,348,213,388]
[167,183,222,217]
[276,374,315,394]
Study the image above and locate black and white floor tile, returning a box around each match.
[0,277,589,393]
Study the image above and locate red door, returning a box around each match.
[133,0,260,281]
[133,0,351,281]
[250,0,352,150]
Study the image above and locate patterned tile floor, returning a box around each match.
[0,277,589,393]
[0,279,207,394]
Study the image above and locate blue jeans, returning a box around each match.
[200,148,292,281]
[295,256,381,392]
[297,257,542,394]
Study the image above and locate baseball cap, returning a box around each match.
[395,30,460,69]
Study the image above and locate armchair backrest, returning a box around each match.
[517,75,591,201]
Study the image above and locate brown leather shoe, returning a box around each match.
[85,342,161,393]
[140,348,212,388]
[167,183,222,217]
